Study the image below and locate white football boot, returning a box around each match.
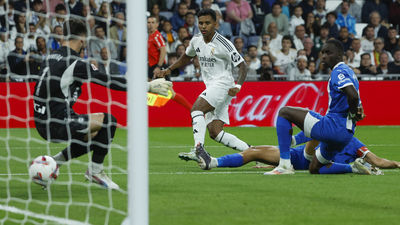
[351,158,372,175]
[178,147,199,162]
[85,170,120,190]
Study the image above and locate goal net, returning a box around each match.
[0,0,131,224]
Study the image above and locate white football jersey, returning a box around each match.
[186,32,244,88]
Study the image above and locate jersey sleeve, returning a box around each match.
[356,146,370,159]
[154,33,165,49]
[331,69,354,90]
[224,39,244,67]
[74,60,126,91]
[185,37,196,57]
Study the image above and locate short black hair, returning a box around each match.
[360,52,371,59]
[326,39,344,56]
[55,3,66,12]
[197,9,216,21]
[282,35,292,42]
[185,12,195,17]
[327,11,337,19]
[63,19,87,40]
[247,45,257,51]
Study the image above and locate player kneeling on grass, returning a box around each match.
[195,136,400,174]
[33,19,171,190]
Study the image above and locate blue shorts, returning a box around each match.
[290,146,310,170]
[304,111,354,163]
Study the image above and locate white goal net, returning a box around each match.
[0,0,131,224]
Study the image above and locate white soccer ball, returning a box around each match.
[29,155,59,187]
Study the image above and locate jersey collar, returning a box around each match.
[210,32,218,43]
[332,61,345,70]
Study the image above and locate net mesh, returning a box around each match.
[0,0,128,224]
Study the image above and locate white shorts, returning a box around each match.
[199,86,233,125]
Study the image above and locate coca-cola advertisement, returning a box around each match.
[1,81,400,128]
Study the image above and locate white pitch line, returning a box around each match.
[0,204,90,225]
[0,170,399,176]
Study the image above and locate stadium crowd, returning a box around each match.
[0,0,399,82]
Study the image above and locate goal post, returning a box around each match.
[126,0,149,224]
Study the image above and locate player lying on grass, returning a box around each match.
[33,19,171,190]
[195,136,400,174]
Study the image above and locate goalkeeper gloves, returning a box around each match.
[148,78,172,96]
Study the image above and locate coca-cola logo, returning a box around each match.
[230,83,326,126]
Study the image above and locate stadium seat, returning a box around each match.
[325,0,341,12]
[248,36,260,47]
[159,11,173,21]
[355,23,368,38]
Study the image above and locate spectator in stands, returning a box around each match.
[233,36,245,56]
[362,11,388,39]
[335,0,356,36]
[261,3,289,35]
[289,6,304,36]
[170,2,188,32]
[314,23,329,53]
[288,55,311,80]
[47,25,63,51]
[42,0,63,14]
[348,38,364,68]
[26,23,38,52]
[298,0,314,21]
[257,54,275,81]
[96,2,111,34]
[81,4,93,18]
[308,60,318,78]
[303,36,318,62]
[270,35,297,75]
[385,27,399,55]
[279,0,291,19]
[338,27,353,52]
[389,0,400,30]
[361,25,375,53]
[0,28,11,74]
[377,51,389,74]
[293,25,305,50]
[362,0,388,23]
[251,0,270,35]
[305,12,320,40]
[51,4,66,29]
[267,22,283,52]
[150,4,167,26]
[226,0,253,36]
[247,45,261,73]
[313,0,327,25]
[35,12,51,36]
[119,46,127,74]
[147,0,166,12]
[161,20,178,53]
[86,15,96,37]
[346,49,358,69]
[184,12,200,36]
[0,0,5,29]
[97,47,120,75]
[182,0,200,14]
[35,36,47,56]
[201,0,223,22]
[170,26,189,53]
[257,33,271,56]
[388,49,400,76]
[335,0,361,23]
[370,37,393,66]
[7,36,35,79]
[27,0,43,25]
[6,2,15,29]
[166,52,180,77]
[89,25,118,60]
[182,36,191,48]
[324,12,339,39]
[66,0,83,16]
[11,13,27,40]
[147,16,166,80]
[110,12,126,58]
[357,53,377,75]
[111,1,126,15]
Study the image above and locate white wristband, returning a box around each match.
[234,84,241,90]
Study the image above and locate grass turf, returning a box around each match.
[0,126,400,224]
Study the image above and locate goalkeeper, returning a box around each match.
[33,19,171,190]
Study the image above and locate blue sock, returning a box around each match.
[276,116,292,159]
[217,153,244,167]
[294,131,312,145]
[319,163,352,174]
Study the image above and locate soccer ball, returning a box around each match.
[29,155,59,187]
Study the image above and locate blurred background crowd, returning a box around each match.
[0,0,399,82]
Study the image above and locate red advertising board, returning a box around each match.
[1,81,400,128]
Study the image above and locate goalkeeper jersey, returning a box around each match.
[33,46,125,122]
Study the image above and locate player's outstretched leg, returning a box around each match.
[85,113,119,189]
[208,120,250,151]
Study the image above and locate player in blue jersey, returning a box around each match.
[195,137,400,174]
[263,39,364,175]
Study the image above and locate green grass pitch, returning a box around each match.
[1,126,400,224]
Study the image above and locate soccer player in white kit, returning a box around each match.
[158,9,249,161]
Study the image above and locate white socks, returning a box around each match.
[279,158,293,169]
[191,111,206,147]
[210,157,218,168]
[214,131,249,151]
[89,162,104,174]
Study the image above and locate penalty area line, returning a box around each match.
[0,204,90,225]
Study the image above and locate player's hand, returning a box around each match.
[350,107,365,122]
[155,68,171,78]
[148,78,172,96]
[228,87,240,96]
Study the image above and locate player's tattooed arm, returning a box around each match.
[228,61,247,96]
[157,54,193,78]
